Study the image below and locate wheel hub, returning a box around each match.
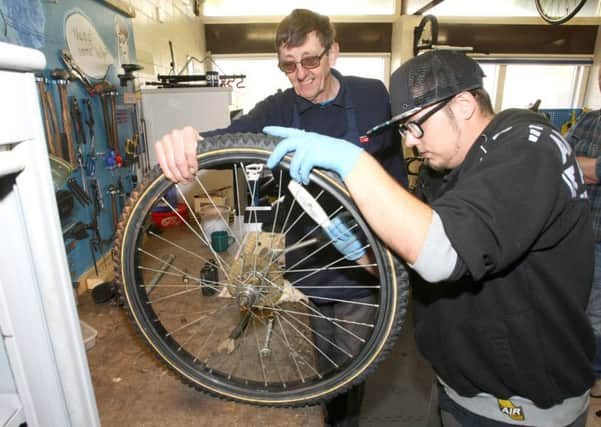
[229,246,284,307]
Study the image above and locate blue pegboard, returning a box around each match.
[1,0,138,281]
[539,108,583,133]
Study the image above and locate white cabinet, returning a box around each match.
[0,41,100,427]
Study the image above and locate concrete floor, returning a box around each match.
[77,291,436,427]
[77,291,601,427]
[78,293,324,427]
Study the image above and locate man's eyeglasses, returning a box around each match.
[278,47,329,74]
[398,97,452,139]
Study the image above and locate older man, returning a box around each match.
[154,9,407,427]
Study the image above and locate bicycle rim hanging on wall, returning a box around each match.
[534,0,588,25]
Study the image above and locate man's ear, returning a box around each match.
[328,42,340,67]
[453,91,477,120]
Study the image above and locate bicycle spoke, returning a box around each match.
[277,312,339,369]
[166,302,235,337]
[158,195,233,281]
[279,308,354,359]
[288,245,371,286]
[281,264,378,274]
[251,317,269,386]
[275,315,307,383]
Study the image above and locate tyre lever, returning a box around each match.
[288,180,331,228]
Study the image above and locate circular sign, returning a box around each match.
[65,13,114,79]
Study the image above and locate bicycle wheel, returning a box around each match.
[534,0,587,24]
[413,14,439,57]
[114,132,409,406]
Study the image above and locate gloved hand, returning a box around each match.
[264,126,363,185]
[324,215,366,261]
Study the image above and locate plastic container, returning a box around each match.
[80,320,98,351]
[199,204,231,235]
[151,203,189,228]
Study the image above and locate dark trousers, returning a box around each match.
[310,294,377,427]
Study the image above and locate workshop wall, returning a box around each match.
[0,0,140,285]
[128,0,206,82]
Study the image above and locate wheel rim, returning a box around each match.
[116,140,406,406]
[535,0,587,24]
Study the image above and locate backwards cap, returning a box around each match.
[383,50,485,129]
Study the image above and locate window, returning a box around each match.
[203,0,395,17]
[501,63,583,109]
[479,63,499,108]
[475,61,588,110]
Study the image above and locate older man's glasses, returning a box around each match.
[399,98,452,139]
[278,47,329,74]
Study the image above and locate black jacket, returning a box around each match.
[413,109,595,408]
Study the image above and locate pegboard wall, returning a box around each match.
[0,0,142,284]
[539,108,584,134]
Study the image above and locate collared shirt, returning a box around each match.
[566,109,601,241]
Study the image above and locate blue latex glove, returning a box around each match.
[324,216,366,261]
[265,126,363,185]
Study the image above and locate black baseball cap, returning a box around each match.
[366,50,485,136]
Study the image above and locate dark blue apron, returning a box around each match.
[287,87,373,302]
[290,87,360,144]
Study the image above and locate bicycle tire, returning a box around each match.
[114,132,410,407]
[534,0,587,24]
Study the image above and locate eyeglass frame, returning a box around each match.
[398,97,453,139]
[278,46,330,74]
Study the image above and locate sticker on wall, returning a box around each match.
[65,12,114,79]
[115,15,130,66]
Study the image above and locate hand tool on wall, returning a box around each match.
[70,96,87,146]
[118,63,143,88]
[98,86,122,168]
[61,49,94,94]
[117,176,126,210]
[62,221,90,240]
[90,178,104,215]
[51,69,77,168]
[46,89,63,158]
[36,74,63,158]
[35,74,55,154]
[55,189,74,221]
[84,98,97,177]
[67,177,92,206]
[109,90,121,157]
[107,184,121,234]
[86,218,103,276]
[99,91,113,150]
[70,97,89,196]
[124,137,138,186]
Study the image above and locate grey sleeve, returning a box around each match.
[408,210,458,283]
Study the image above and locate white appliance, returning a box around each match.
[0,41,100,427]
[140,86,232,166]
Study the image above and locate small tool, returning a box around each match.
[287,180,331,228]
